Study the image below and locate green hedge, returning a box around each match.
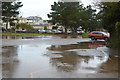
[82,33,89,38]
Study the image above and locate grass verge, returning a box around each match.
[82,33,89,38]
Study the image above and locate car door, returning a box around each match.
[96,32,103,39]
[92,32,102,39]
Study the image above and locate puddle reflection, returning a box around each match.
[2,35,53,39]
[47,41,106,51]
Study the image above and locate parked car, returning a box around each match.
[89,31,110,41]
[77,30,85,34]
[52,30,62,33]
[38,29,46,33]
[46,30,53,33]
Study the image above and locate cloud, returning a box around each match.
[20,0,58,20]
[19,0,120,20]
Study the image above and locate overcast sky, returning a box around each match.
[19,0,94,20]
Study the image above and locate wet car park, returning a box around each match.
[1,35,119,78]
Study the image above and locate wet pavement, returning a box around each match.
[1,35,119,78]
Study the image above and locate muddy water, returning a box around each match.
[2,37,118,78]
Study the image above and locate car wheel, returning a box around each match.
[104,37,109,41]
[91,36,95,40]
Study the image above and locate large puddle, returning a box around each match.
[2,37,119,78]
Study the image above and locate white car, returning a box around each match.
[77,30,85,34]
[38,30,46,33]
[46,30,53,33]
[52,30,62,33]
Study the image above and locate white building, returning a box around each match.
[26,16,52,30]
[26,16,44,25]
[18,18,28,23]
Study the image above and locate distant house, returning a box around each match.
[1,16,53,30]
[26,16,52,30]
[32,24,53,30]
[17,18,28,23]
[26,16,43,25]
[32,25,45,30]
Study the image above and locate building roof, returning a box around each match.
[26,16,42,20]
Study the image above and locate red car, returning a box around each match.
[89,31,110,41]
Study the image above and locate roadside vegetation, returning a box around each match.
[82,33,89,38]
[16,23,34,32]
[98,2,120,51]
[1,33,55,36]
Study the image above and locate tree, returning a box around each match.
[48,2,84,34]
[116,22,120,33]
[2,1,23,29]
[81,5,98,31]
[48,2,99,34]
[97,2,120,33]
[97,2,120,51]
[44,26,47,30]
[115,22,120,50]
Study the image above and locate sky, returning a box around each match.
[19,0,94,20]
